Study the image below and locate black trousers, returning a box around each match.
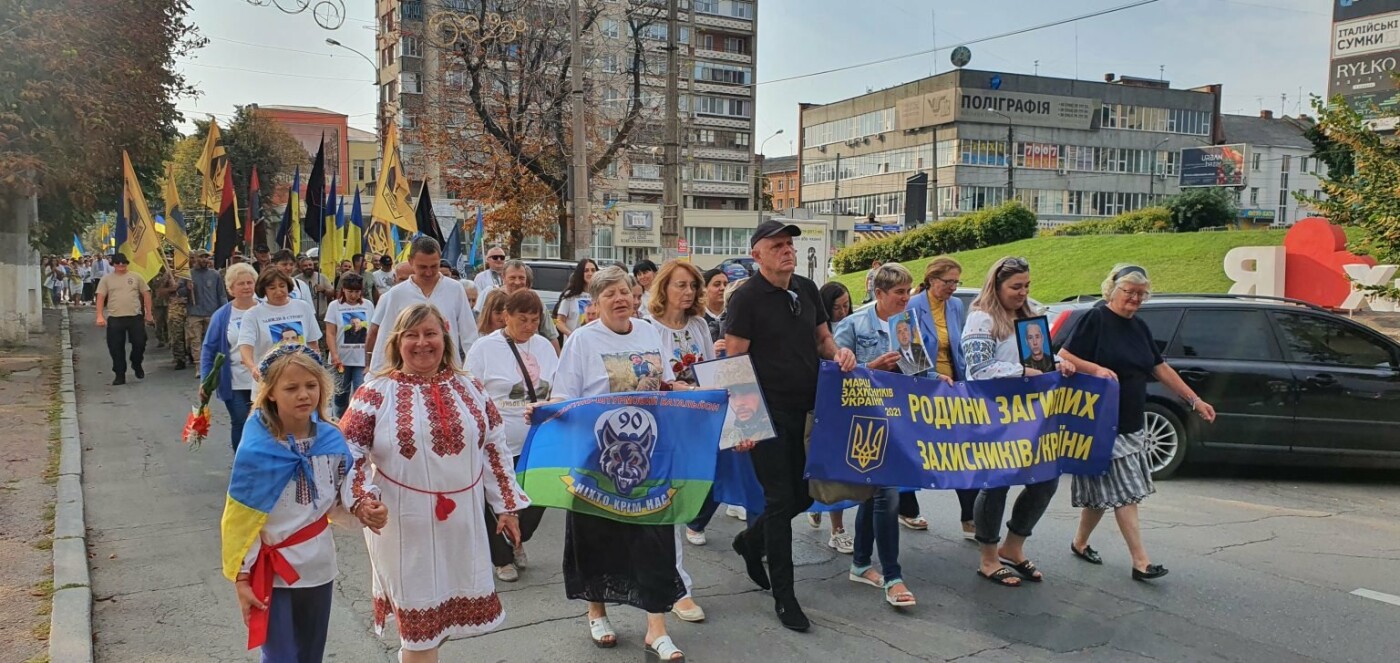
[105,315,146,377]
[483,453,546,567]
[898,489,978,521]
[743,408,814,601]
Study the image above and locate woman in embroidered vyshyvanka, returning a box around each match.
[220,345,387,662]
[339,303,528,662]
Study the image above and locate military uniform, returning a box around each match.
[150,273,170,347]
[167,276,192,368]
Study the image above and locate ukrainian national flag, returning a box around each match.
[349,187,366,255]
[221,410,350,582]
[319,174,338,278]
[516,390,727,525]
[276,167,302,253]
[71,235,84,260]
[164,163,192,278]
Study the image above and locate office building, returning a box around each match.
[1222,111,1326,227]
[761,155,799,214]
[798,69,1224,229]
[347,127,379,195]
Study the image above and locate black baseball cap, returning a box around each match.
[111,252,129,265]
[749,219,802,248]
[379,255,393,265]
[255,243,270,253]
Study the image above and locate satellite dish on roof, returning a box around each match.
[951,46,972,69]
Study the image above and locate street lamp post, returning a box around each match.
[326,38,382,152]
[756,129,784,224]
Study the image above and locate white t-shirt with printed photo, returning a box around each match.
[235,299,323,370]
[325,300,373,368]
[553,320,674,400]
[465,330,559,456]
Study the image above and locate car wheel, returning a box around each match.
[1142,403,1188,479]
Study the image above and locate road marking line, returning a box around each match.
[1352,588,1400,607]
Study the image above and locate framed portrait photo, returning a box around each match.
[691,354,776,449]
[1015,315,1055,375]
[888,310,931,376]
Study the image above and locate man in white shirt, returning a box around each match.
[372,254,396,291]
[366,237,479,373]
[472,246,508,312]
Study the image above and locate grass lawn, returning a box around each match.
[832,229,1289,303]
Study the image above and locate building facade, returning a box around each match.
[254,105,352,187]
[347,127,379,196]
[799,69,1224,229]
[1221,112,1326,227]
[375,0,759,254]
[761,155,799,214]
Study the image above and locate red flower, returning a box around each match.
[182,406,212,449]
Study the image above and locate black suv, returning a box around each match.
[1048,295,1400,478]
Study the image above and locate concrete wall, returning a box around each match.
[0,193,42,343]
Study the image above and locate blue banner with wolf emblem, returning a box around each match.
[806,363,1119,491]
[517,390,729,525]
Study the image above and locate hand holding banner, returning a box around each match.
[806,363,1120,493]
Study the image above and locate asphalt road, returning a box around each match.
[70,307,1400,662]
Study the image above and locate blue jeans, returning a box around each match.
[333,365,366,418]
[687,490,721,532]
[853,487,901,582]
[260,581,333,663]
[226,389,253,453]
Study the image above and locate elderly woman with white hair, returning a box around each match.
[1056,264,1217,581]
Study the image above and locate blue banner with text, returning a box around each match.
[806,363,1120,491]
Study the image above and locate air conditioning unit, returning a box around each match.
[1154,164,1167,177]
[1056,168,1068,176]
[818,145,827,153]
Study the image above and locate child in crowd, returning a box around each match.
[220,345,387,661]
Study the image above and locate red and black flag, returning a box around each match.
[414,181,446,247]
[213,165,240,267]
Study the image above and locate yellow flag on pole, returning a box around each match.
[163,163,192,278]
[196,120,227,211]
[120,152,166,282]
[371,124,415,233]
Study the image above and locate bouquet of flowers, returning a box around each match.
[672,352,700,382]
[183,353,225,450]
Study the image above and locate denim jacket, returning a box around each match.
[833,304,895,366]
[905,292,968,381]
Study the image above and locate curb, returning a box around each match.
[51,306,93,663]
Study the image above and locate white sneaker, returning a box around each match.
[806,512,822,529]
[513,544,528,569]
[685,528,707,546]
[726,505,747,521]
[495,564,519,582]
[828,528,854,555]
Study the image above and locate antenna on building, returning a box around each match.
[1159,64,1165,81]
[931,10,937,76]
[1034,60,1039,76]
[1281,93,1288,118]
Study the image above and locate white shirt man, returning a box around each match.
[366,239,479,373]
[472,246,508,312]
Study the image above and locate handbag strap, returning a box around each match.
[505,337,538,403]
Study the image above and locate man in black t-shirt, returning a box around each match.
[724,220,856,632]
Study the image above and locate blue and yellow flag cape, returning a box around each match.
[220,410,350,581]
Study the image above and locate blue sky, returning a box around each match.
[177,0,1332,156]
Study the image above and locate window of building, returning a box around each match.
[601,53,620,73]
[1314,189,1323,200]
[592,226,616,262]
[693,95,750,118]
[1250,187,1259,205]
[1299,156,1309,173]
[774,179,784,192]
[605,161,619,178]
[685,226,749,255]
[1281,155,1291,173]
[1280,172,1289,193]
[401,36,422,58]
[601,18,620,38]
[602,191,621,206]
[733,132,749,148]
[725,36,748,54]
[401,1,423,20]
[692,129,715,144]
[695,62,752,85]
[1252,152,1262,171]
[353,160,367,181]
[401,72,422,94]
[802,108,896,147]
[632,163,660,179]
[693,0,719,14]
[690,162,749,183]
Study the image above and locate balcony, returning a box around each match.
[695,48,752,65]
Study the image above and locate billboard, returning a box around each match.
[1021,143,1059,169]
[897,88,1097,131]
[1330,1,1400,122]
[1179,144,1247,188]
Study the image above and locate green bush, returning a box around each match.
[832,201,1038,273]
[1043,207,1173,236]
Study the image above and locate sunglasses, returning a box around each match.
[488,255,505,261]
[786,289,802,317]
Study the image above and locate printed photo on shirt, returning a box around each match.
[1016,315,1055,374]
[341,312,368,345]
[692,354,776,449]
[507,350,553,402]
[888,311,931,376]
[601,351,664,393]
[268,321,306,347]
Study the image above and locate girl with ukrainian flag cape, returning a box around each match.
[220,344,386,659]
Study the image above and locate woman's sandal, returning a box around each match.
[645,635,686,661]
[588,616,617,648]
[848,565,885,588]
[976,567,1022,587]
[1000,557,1044,582]
[884,579,917,607]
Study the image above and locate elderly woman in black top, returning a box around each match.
[1057,264,1217,581]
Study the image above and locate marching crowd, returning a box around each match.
[74,220,1223,662]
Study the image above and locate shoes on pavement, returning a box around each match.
[807,512,822,529]
[962,521,977,541]
[685,528,707,546]
[495,564,519,582]
[732,531,770,590]
[173,360,186,370]
[774,597,810,632]
[726,505,747,521]
[133,366,145,380]
[671,599,706,622]
[513,544,528,569]
[112,375,126,386]
[828,527,854,555]
[898,515,928,531]
[1070,542,1103,565]
[1132,564,1168,581]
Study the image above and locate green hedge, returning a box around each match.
[832,201,1037,274]
[1042,207,1173,236]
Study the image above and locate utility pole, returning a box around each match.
[832,153,842,232]
[660,0,681,259]
[1006,124,1015,202]
[570,0,591,258]
[930,127,939,222]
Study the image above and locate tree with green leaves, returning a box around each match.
[1303,95,1400,267]
[0,0,204,252]
[1167,187,1236,232]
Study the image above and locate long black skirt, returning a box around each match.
[563,511,684,614]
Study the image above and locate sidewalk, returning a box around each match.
[0,310,59,663]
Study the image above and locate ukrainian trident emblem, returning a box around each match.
[846,416,888,474]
